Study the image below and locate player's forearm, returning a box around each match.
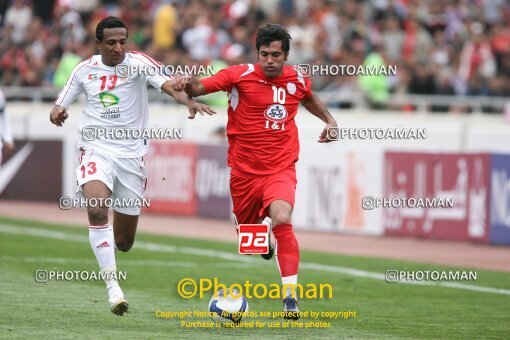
[301,93,336,125]
[184,77,207,97]
[162,81,193,106]
[173,90,194,106]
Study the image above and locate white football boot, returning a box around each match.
[108,283,128,316]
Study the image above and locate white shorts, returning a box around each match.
[76,147,147,215]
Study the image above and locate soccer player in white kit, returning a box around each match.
[0,90,15,165]
[49,17,215,316]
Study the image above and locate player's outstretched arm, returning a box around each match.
[172,75,207,97]
[49,105,69,127]
[161,80,216,119]
[300,93,338,143]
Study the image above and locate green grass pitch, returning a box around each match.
[0,216,509,339]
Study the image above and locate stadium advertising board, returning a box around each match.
[339,150,384,235]
[0,140,62,201]
[384,152,490,242]
[489,154,510,245]
[196,144,231,219]
[294,145,384,235]
[144,142,198,215]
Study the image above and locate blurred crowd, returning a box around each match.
[1,0,510,110]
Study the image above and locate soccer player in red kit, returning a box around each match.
[173,24,337,318]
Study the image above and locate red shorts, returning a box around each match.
[230,164,297,225]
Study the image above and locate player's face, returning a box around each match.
[258,41,287,78]
[97,27,127,67]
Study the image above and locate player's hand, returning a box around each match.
[187,102,217,119]
[49,105,69,127]
[3,142,14,156]
[318,120,338,143]
[172,75,192,92]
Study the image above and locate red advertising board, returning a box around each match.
[144,142,198,215]
[384,152,490,242]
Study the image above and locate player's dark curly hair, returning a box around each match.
[256,24,292,54]
[96,16,128,41]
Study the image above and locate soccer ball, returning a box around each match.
[208,288,248,324]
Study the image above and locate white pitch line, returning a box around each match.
[1,224,510,296]
[301,263,439,286]
[135,242,255,263]
[300,262,385,281]
[440,282,510,295]
[0,256,261,269]
[0,224,255,263]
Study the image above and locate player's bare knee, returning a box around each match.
[116,243,132,252]
[114,233,135,252]
[115,238,133,252]
[272,209,292,226]
[88,207,108,225]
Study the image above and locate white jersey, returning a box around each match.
[55,51,172,158]
[0,89,14,151]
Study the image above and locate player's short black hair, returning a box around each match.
[256,24,291,54]
[95,16,128,42]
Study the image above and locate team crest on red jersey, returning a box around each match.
[264,104,288,121]
[287,82,296,94]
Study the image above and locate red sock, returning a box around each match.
[273,223,299,277]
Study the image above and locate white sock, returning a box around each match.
[282,274,298,298]
[262,217,272,231]
[89,224,118,290]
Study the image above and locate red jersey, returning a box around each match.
[200,63,312,175]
